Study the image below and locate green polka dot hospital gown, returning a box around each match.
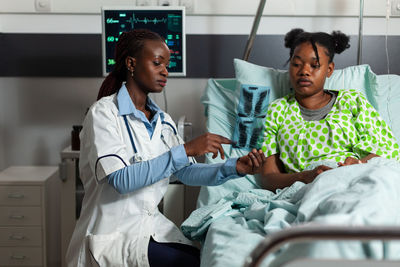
[261,89,400,173]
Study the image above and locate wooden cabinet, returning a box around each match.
[0,166,60,267]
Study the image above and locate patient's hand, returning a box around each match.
[302,165,332,184]
[337,157,362,167]
[236,149,266,175]
[314,165,332,174]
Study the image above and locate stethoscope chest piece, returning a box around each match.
[132,154,143,163]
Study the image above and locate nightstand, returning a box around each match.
[0,166,60,267]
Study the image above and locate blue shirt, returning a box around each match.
[108,85,241,194]
[117,84,162,139]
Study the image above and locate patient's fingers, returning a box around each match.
[249,151,261,168]
[338,157,362,167]
[249,149,266,167]
[239,149,266,174]
[251,149,261,163]
[257,149,267,163]
[345,157,361,165]
[315,165,332,175]
[247,153,258,169]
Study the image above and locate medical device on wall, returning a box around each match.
[101,6,186,77]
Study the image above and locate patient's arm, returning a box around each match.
[260,154,332,192]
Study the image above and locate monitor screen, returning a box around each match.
[102,6,186,77]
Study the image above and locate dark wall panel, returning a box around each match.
[0,34,102,77]
[0,33,398,77]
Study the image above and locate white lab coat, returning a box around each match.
[66,93,193,267]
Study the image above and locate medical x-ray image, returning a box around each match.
[232,84,270,149]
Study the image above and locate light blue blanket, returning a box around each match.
[181,157,400,266]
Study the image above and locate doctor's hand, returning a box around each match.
[236,149,266,175]
[184,133,232,159]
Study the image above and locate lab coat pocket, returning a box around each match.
[86,232,128,267]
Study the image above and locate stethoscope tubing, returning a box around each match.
[94,114,178,183]
[123,114,177,154]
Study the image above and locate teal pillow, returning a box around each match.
[324,64,378,108]
[373,74,400,142]
[234,59,291,103]
[234,58,378,108]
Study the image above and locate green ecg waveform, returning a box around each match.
[127,14,167,28]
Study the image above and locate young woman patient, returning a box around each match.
[258,28,400,192]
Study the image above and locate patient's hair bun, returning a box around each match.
[284,28,304,48]
[284,28,350,63]
[331,31,351,54]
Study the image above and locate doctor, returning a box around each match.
[66,29,265,267]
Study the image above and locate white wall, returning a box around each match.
[0,77,207,170]
[0,0,395,16]
[1,13,400,35]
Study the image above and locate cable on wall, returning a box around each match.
[385,0,393,128]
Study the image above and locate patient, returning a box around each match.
[259,28,400,191]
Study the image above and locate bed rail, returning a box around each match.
[242,0,267,61]
[243,225,400,267]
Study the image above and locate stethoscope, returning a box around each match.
[122,114,179,163]
[94,114,179,183]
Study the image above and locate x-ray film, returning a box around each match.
[232,84,270,149]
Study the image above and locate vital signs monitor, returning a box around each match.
[102,6,186,77]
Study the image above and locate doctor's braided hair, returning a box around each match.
[284,28,350,64]
[97,29,165,100]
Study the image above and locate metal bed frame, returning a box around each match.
[241,1,400,266]
[243,225,400,267]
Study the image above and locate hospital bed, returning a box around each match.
[180,64,400,266]
[180,1,400,266]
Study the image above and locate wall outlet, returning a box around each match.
[158,0,179,6]
[392,0,400,16]
[35,0,51,12]
[179,0,195,14]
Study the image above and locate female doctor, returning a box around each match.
[66,29,265,267]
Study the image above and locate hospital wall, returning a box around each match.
[0,1,400,211]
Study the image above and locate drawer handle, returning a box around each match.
[8,193,25,199]
[9,234,26,240]
[9,215,25,220]
[10,255,27,260]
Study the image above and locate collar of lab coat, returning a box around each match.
[117,84,164,124]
